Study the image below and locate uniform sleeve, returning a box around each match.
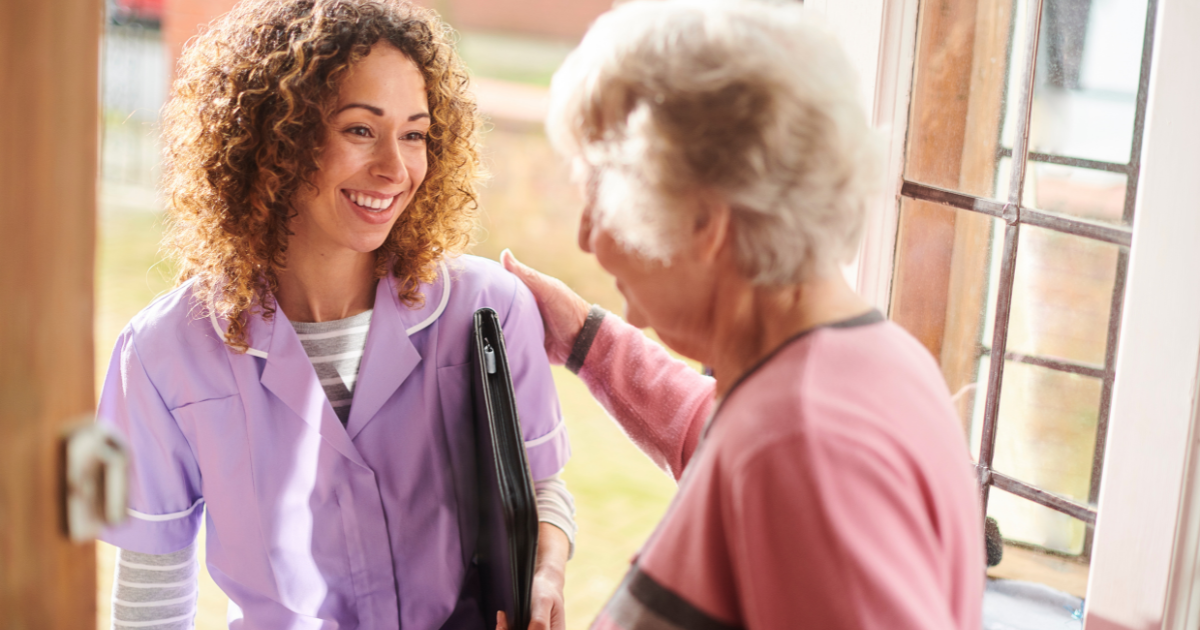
[501,277,571,480]
[577,315,715,480]
[97,329,204,554]
[728,433,958,630]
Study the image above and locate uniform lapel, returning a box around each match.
[256,307,370,469]
[344,274,428,440]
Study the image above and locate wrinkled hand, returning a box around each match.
[501,249,590,366]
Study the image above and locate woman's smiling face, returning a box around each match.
[290,43,430,256]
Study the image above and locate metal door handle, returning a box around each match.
[63,421,128,542]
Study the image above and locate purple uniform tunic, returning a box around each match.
[97,255,570,629]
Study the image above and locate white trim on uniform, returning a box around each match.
[207,260,452,357]
[405,260,452,336]
[523,421,566,448]
[126,498,205,522]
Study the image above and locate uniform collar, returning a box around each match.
[344,265,449,439]
[208,261,451,359]
[209,262,452,458]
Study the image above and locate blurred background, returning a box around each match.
[96,0,678,627]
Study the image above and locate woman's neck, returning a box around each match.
[275,246,378,323]
[706,272,873,399]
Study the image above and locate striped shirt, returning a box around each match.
[291,310,373,425]
[111,545,198,629]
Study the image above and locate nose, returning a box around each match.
[578,168,599,253]
[371,137,408,184]
[578,203,594,253]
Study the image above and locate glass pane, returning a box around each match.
[890,198,1001,440]
[1008,224,1119,366]
[993,360,1102,506]
[988,489,1091,570]
[989,484,1089,556]
[102,22,165,189]
[904,0,1022,199]
[1022,0,1150,166]
[1026,160,1128,225]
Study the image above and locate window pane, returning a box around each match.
[988,481,1090,555]
[904,0,1021,199]
[992,360,1101,512]
[102,22,164,189]
[987,491,1091,581]
[1021,0,1149,166]
[1007,224,1120,366]
[1025,160,1128,226]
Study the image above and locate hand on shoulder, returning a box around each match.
[500,249,590,366]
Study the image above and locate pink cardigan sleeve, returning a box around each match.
[575,315,716,480]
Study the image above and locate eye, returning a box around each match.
[403,130,429,142]
[345,125,372,138]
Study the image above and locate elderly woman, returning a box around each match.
[502,1,983,628]
[96,1,573,628]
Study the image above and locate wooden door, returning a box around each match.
[0,0,102,627]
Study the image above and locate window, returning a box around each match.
[887,0,1157,595]
[827,0,1200,624]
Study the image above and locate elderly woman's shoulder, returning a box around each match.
[718,319,960,451]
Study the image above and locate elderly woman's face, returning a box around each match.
[579,193,720,355]
[290,44,430,255]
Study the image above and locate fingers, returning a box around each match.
[500,249,591,366]
[496,610,508,630]
[501,249,546,293]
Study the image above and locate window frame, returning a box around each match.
[814,0,1200,624]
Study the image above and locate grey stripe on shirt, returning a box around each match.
[291,309,373,425]
[112,545,198,629]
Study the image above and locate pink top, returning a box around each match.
[578,312,983,630]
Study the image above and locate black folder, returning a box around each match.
[472,307,539,629]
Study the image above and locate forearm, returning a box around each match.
[534,521,570,585]
[527,522,570,630]
[534,474,577,559]
[572,309,716,479]
[111,544,199,629]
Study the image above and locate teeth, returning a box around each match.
[347,191,394,211]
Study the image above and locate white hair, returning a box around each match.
[547,0,882,284]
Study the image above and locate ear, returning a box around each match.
[691,194,732,266]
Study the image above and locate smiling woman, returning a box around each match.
[159,0,479,350]
[280,44,433,321]
[96,1,575,629]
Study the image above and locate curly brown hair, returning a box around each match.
[161,0,481,352]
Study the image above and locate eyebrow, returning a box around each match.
[335,103,430,122]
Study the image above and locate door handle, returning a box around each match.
[62,421,128,542]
